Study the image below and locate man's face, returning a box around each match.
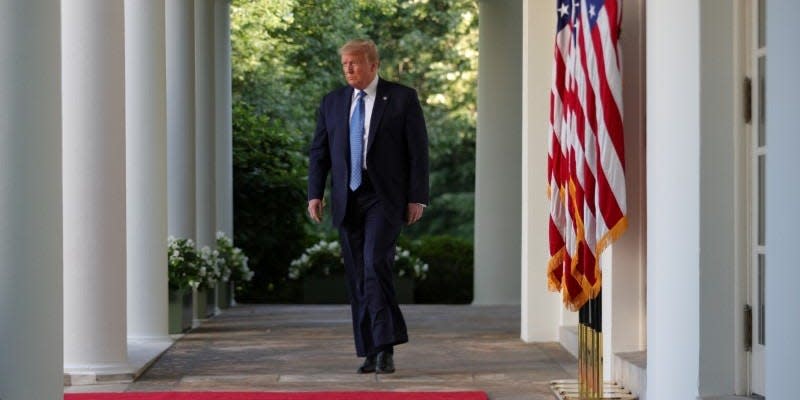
[341,52,377,90]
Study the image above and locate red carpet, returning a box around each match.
[64,392,488,400]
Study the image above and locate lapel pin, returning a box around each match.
[383,96,388,101]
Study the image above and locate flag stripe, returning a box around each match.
[546,0,626,311]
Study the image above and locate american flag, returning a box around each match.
[546,0,627,311]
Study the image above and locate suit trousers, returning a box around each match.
[339,175,408,357]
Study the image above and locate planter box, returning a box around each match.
[302,276,414,304]
[193,287,207,326]
[206,286,217,317]
[218,280,232,310]
[168,288,192,334]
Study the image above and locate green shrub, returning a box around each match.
[412,235,473,304]
[233,101,309,303]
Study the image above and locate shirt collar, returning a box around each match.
[353,75,379,100]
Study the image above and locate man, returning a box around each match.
[307,39,429,374]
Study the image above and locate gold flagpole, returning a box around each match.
[579,323,586,397]
[590,317,597,397]
[594,324,600,397]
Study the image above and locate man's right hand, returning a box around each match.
[308,198,324,223]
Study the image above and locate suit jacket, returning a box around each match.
[308,78,430,227]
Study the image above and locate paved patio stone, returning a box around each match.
[67,304,576,399]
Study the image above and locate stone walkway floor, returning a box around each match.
[67,304,576,400]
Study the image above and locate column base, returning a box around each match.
[64,362,132,386]
[550,379,637,399]
[64,338,173,386]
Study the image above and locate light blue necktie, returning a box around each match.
[349,90,366,191]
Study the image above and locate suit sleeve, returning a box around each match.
[404,90,430,205]
[308,102,331,201]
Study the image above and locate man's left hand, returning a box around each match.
[406,203,424,226]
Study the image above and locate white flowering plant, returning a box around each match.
[168,236,227,291]
[168,237,202,291]
[198,245,222,289]
[393,246,429,281]
[288,239,428,281]
[215,231,254,283]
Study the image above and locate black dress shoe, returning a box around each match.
[376,351,395,374]
[357,354,377,373]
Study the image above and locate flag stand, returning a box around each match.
[549,293,636,400]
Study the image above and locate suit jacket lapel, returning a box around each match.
[343,86,354,129]
[342,86,354,163]
[366,78,388,155]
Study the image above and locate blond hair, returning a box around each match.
[338,39,380,64]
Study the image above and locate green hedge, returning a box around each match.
[411,235,473,304]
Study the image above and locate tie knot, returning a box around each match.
[356,90,365,100]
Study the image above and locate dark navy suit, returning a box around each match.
[308,78,429,357]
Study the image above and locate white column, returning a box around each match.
[0,2,63,399]
[125,0,169,341]
[474,0,522,305]
[646,1,701,399]
[167,0,197,240]
[520,0,560,341]
[215,0,234,309]
[765,0,800,398]
[195,0,218,316]
[215,0,233,238]
[62,0,128,374]
[195,0,217,249]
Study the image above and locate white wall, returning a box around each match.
[604,0,648,375]
[474,0,522,305]
[646,1,701,399]
[520,0,560,341]
[765,0,800,398]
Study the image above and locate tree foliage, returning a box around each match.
[231,0,478,302]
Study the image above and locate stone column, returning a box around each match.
[62,0,128,377]
[474,0,522,305]
[646,1,701,399]
[215,0,233,238]
[167,0,197,241]
[215,0,234,309]
[167,0,198,330]
[125,0,170,341]
[765,0,800,398]
[520,0,560,340]
[0,2,63,398]
[195,0,218,317]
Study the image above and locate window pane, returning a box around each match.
[758,155,766,246]
[758,56,766,147]
[758,254,766,346]
[758,0,766,48]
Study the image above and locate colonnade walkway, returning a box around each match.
[66,304,576,400]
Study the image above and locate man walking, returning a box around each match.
[307,39,429,374]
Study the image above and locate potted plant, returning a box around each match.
[167,236,200,333]
[215,231,254,308]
